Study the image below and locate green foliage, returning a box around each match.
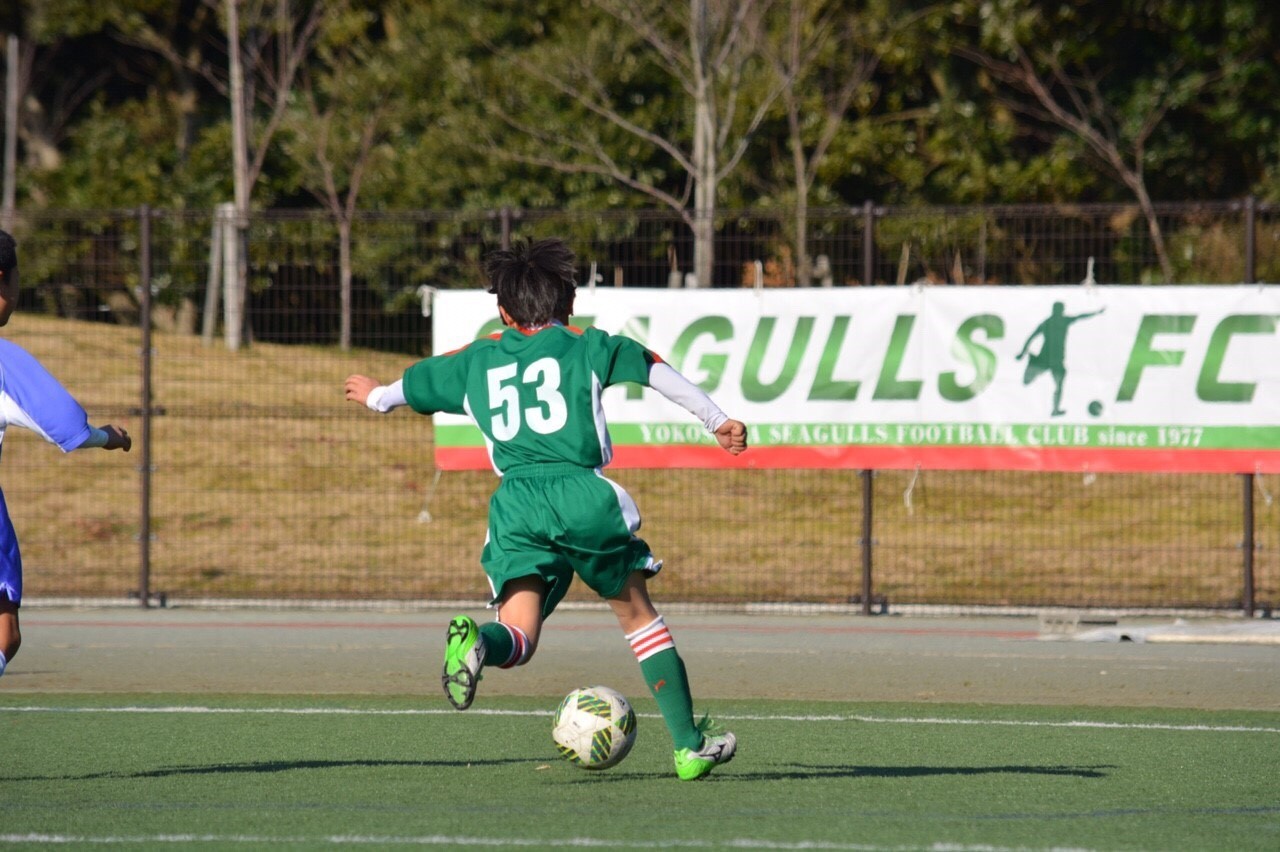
[4,0,1278,230]
[42,95,221,210]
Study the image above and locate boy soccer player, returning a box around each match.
[0,229,133,679]
[345,237,747,780]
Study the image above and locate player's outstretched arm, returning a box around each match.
[345,375,408,413]
[344,374,380,407]
[100,425,131,452]
[714,419,748,455]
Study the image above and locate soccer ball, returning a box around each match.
[551,685,637,770]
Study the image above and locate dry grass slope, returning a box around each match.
[3,314,1274,609]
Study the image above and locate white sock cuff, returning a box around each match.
[627,615,675,662]
[0,649,7,678]
[625,615,664,643]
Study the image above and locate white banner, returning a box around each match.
[431,285,1280,472]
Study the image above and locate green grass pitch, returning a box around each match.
[3,694,1278,850]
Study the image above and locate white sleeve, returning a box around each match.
[647,362,729,434]
[365,379,408,413]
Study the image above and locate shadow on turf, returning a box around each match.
[792,763,1114,780]
[11,762,1116,784]
[7,758,546,782]
[562,764,1115,783]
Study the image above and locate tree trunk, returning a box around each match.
[696,111,716,289]
[226,0,251,349]
[790,99,811,286]
[338,217,352,350]
[689,0,715,288]
[2,35,17,229]
[1130,180,1174,283]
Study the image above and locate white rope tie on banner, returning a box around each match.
[1081,257,1097,289]
[418,468,444,523]
[1257,466,1273,508]
[903,465,922,515]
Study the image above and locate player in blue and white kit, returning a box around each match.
[0,230,132,680]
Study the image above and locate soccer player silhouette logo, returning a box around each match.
[1016,301,1105,417]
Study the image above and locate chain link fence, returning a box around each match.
[2,202,1277,613]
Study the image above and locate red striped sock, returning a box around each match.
[626,615,675,662]
[497,623,531,668]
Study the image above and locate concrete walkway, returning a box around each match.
[2,606,1276,710]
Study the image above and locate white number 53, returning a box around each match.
[487,358,568,440]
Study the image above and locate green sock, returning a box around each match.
[477,621,513,671]
[639,648,701,751]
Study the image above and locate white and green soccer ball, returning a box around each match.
[551,685,637,770]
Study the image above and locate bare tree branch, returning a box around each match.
[478,30,698,175]
[597,0,694,92]
[484,101,694,214]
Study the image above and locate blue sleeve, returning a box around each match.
[0,339,94,452]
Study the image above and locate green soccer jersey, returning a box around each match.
[401,324,656,473]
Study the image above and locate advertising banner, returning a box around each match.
[430,285,1280,473]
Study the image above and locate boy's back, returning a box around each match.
[402,324,654,474]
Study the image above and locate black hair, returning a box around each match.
[484,238,576,327]
[0,230,16,275]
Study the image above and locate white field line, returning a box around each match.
[3,705,1278,734]
[0,834,1095,851]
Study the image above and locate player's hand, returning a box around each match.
[344,375,379,407]
[102,425,131,452]
[714,419,748,455]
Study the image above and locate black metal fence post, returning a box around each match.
[862,200,875,286]
[1240,195,1257,617]
[1242,473,1255,617]
[860,469,874,615]
[138,206,153,608]
[1244,195,1256,285]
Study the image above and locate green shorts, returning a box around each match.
[481,464,657,617]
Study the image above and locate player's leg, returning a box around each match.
[444,577,553,709]
[489,576,544,668]
[606,572,736,780]
[0,600,18,677]
[0,502,21,677]
[607,572,693,745]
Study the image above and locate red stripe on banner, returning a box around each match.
[436,445,1280,474]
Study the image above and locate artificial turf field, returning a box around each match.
[2,608,1278,850]
[3,695,1279,850]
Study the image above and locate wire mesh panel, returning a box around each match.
[605,469,868,604]
[870,470,1261,610]
[868,201,1255,286]
[0,205,1275,611]
[1,211,144,599]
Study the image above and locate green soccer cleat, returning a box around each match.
[441,615,485,710]
[673,716,737,781]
